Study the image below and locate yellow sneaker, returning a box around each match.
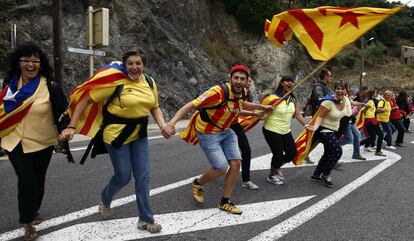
[192,179,204,203]
[218,201,242,215]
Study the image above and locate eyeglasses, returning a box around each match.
[19,59,41,64]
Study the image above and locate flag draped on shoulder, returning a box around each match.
[0,75,42,137]
[265,6,401,61]
[68,62,130,137]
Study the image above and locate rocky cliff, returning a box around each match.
[1,0,316,117]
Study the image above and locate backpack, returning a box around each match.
[79,74,155,165]
[303,83,329,116]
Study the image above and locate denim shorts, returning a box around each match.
[196,129,241,170]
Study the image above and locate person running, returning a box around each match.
[396,90,412,133]
[305,80,349,188]
[261,75,307,185]
[377,90,396,150]
[363,90,386,156]
[164,65,272,214]
[390,92,406,147]
[60,48,168,233]
[0,43,71,241]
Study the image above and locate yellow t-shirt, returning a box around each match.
[320,98,349,132]
[192,83,243,133]
[364,99,376,119]
[376,99,391,122]
[262,94,295,135]
[89,75,158,144]
[1,77,58,153]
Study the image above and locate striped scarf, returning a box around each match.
[0,75,42,137]
[68,62,130,137]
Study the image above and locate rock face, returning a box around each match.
[1,0,315,117]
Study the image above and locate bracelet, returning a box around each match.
[166,123,175,127]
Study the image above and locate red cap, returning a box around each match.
[230,65,249,77]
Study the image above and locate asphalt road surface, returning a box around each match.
[1,119,414,241]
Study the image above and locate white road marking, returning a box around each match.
[0,145,392,240]
[38,196,314,241]
[249,150,401,241]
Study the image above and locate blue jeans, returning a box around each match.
[102,138,154,223]
[197,129,241,170]
[380,122,393,146]
[342,123,362,157]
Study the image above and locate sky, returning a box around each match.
[388,0,413,6]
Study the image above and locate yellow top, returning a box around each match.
[319,98,349,132]
[263,94,295,135]
[1,77,58,153]
[89,75,158,144]
[376,99,391,122]
[364,99,376,119]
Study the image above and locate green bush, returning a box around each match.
[364,42,387,63]
[337,54,356,69]
[221,0,281,35]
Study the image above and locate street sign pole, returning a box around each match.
[88,6,94,77]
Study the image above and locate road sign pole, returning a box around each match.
[88,6,94,78]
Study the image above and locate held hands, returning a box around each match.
[161,123,176,139]
[305,124,315,132]
[58,127,76,142]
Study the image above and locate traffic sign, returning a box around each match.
[67,47,105,56]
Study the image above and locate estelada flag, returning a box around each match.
[292,111,318,166]
[68,62,130,137]
[265,6,401,61]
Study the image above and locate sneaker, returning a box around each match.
[276,169,286,181]
[137,220,162,233]
[396,143,407,147]
[241,181,259,190]
[23,224,38,241]
[321,175,334,188]
[363,147,373,152]
[192,179,204,203]
[385,145,396,150]
[99,202,111,219]
[375,151,386,157]
[305,157,314,164]
[218,200,242,215]
[352,156,367,160]
[369,147,376,152]
[266,175,283,185]
[310,174,322,182]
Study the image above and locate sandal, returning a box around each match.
[23,224,38,241]
[137,220,162,233]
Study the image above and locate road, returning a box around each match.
[1,119,414,241]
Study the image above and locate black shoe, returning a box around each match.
[310,175,322,182]
[321,175,334,188]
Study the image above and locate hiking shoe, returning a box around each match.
[385,145,396,150]
[31,213,43,225]
[375,151,386,157]
[321,175,334,188]
[241,181,259,190]
[352,156,367,160]
[137,220,162,233]
[99,202,111,219]
[23,224,38,241]
[192,179,204,203]
[396,143,407,147]
[266,175,283,185]
[310,174,322,182]
[218,201,242,215]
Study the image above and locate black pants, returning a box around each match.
[391,119,405,144]
[262,127,297,170]
[313,132,342,177]
[7,143,54,224]
[230,124,252,182]
[364,122,384,152]
[403,117,410,131]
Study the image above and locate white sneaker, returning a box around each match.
[266,175,283,185]
[369,147,376,152]
[241,181,259,190]
[276,169,286,182]
[385,145,396,150]
[363,147,373,152]
[98,202,111,219]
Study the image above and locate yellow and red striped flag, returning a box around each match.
[68,63,130,137]
[265,6,401,61]
[292,111,319,166]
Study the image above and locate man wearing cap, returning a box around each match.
[163,65,272,214]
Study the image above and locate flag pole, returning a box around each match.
[272,61,328,107]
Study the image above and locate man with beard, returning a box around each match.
[163,65,271,214]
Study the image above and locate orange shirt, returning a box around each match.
[192,83,243,133]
